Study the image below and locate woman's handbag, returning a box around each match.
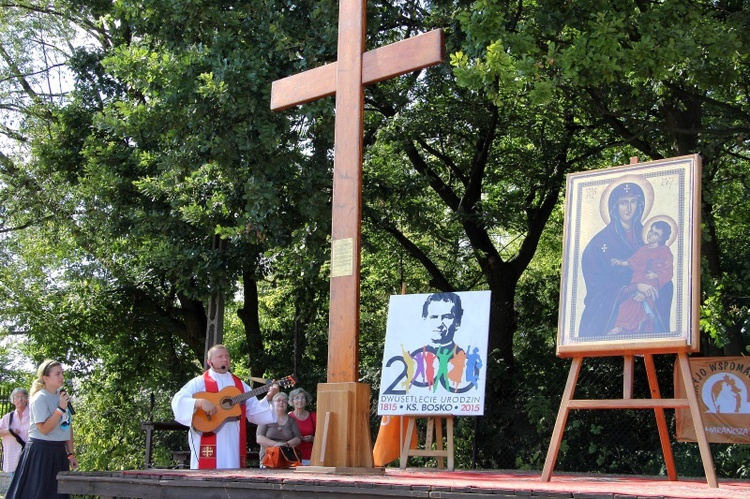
[262,445,301,468]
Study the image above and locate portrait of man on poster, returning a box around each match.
[422,292,464,353]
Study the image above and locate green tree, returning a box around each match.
[443,0,750,472]
[452,0,750,354]
[2,0,749,477]
[0,0,336,470]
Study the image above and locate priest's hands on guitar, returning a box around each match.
[192,375,297,433]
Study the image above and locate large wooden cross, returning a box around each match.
[271,1,443,383]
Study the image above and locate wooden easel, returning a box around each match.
[399,415,455,471]
[541,352,718,488]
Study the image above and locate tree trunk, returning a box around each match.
[238,272,266,377]
[176,291,207,362]
[487,273,518,367]
[292,301,311,377]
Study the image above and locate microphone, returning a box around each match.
[57,387,76,415]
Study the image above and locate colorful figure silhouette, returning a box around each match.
[411,349,427,386]
[424,348,436,391]
[465,345,483,390]
[448,347,467,392]
[434,347,453,392]
[400,344,416,393]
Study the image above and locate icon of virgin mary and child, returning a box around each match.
[578,175,677,339]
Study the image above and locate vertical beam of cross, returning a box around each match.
[271,1,444,383]
[327,0,365,382]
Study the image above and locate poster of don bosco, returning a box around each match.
[378,291,491,416]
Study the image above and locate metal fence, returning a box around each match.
[0,387,11,468]
[0,388,11,415]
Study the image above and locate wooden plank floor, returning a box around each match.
[57,467,750,499]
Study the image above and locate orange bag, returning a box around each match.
[262,445,301,468]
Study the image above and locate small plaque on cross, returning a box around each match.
[331,238,354,277]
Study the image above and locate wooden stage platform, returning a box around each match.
[58,467,750,498]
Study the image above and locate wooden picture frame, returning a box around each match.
[557,155,701,357]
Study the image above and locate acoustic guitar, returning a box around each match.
[192,375,298,433]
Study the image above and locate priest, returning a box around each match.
[172,344,278,469]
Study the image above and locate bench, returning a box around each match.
[141,421,188,469]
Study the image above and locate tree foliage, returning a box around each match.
[0,0,748,477]
[1,0,334,469]
[452,0,750,354]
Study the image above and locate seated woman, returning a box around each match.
[256,392,301,466]
[288,388,316,465]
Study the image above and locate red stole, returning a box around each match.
[198,371,247,469]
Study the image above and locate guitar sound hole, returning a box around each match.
[220,398,234,410]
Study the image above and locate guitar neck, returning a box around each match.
[231,383,273,405]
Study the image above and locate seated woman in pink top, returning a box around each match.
[287,388,316,465]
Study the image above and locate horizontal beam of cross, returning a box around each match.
[271,29,444,111]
